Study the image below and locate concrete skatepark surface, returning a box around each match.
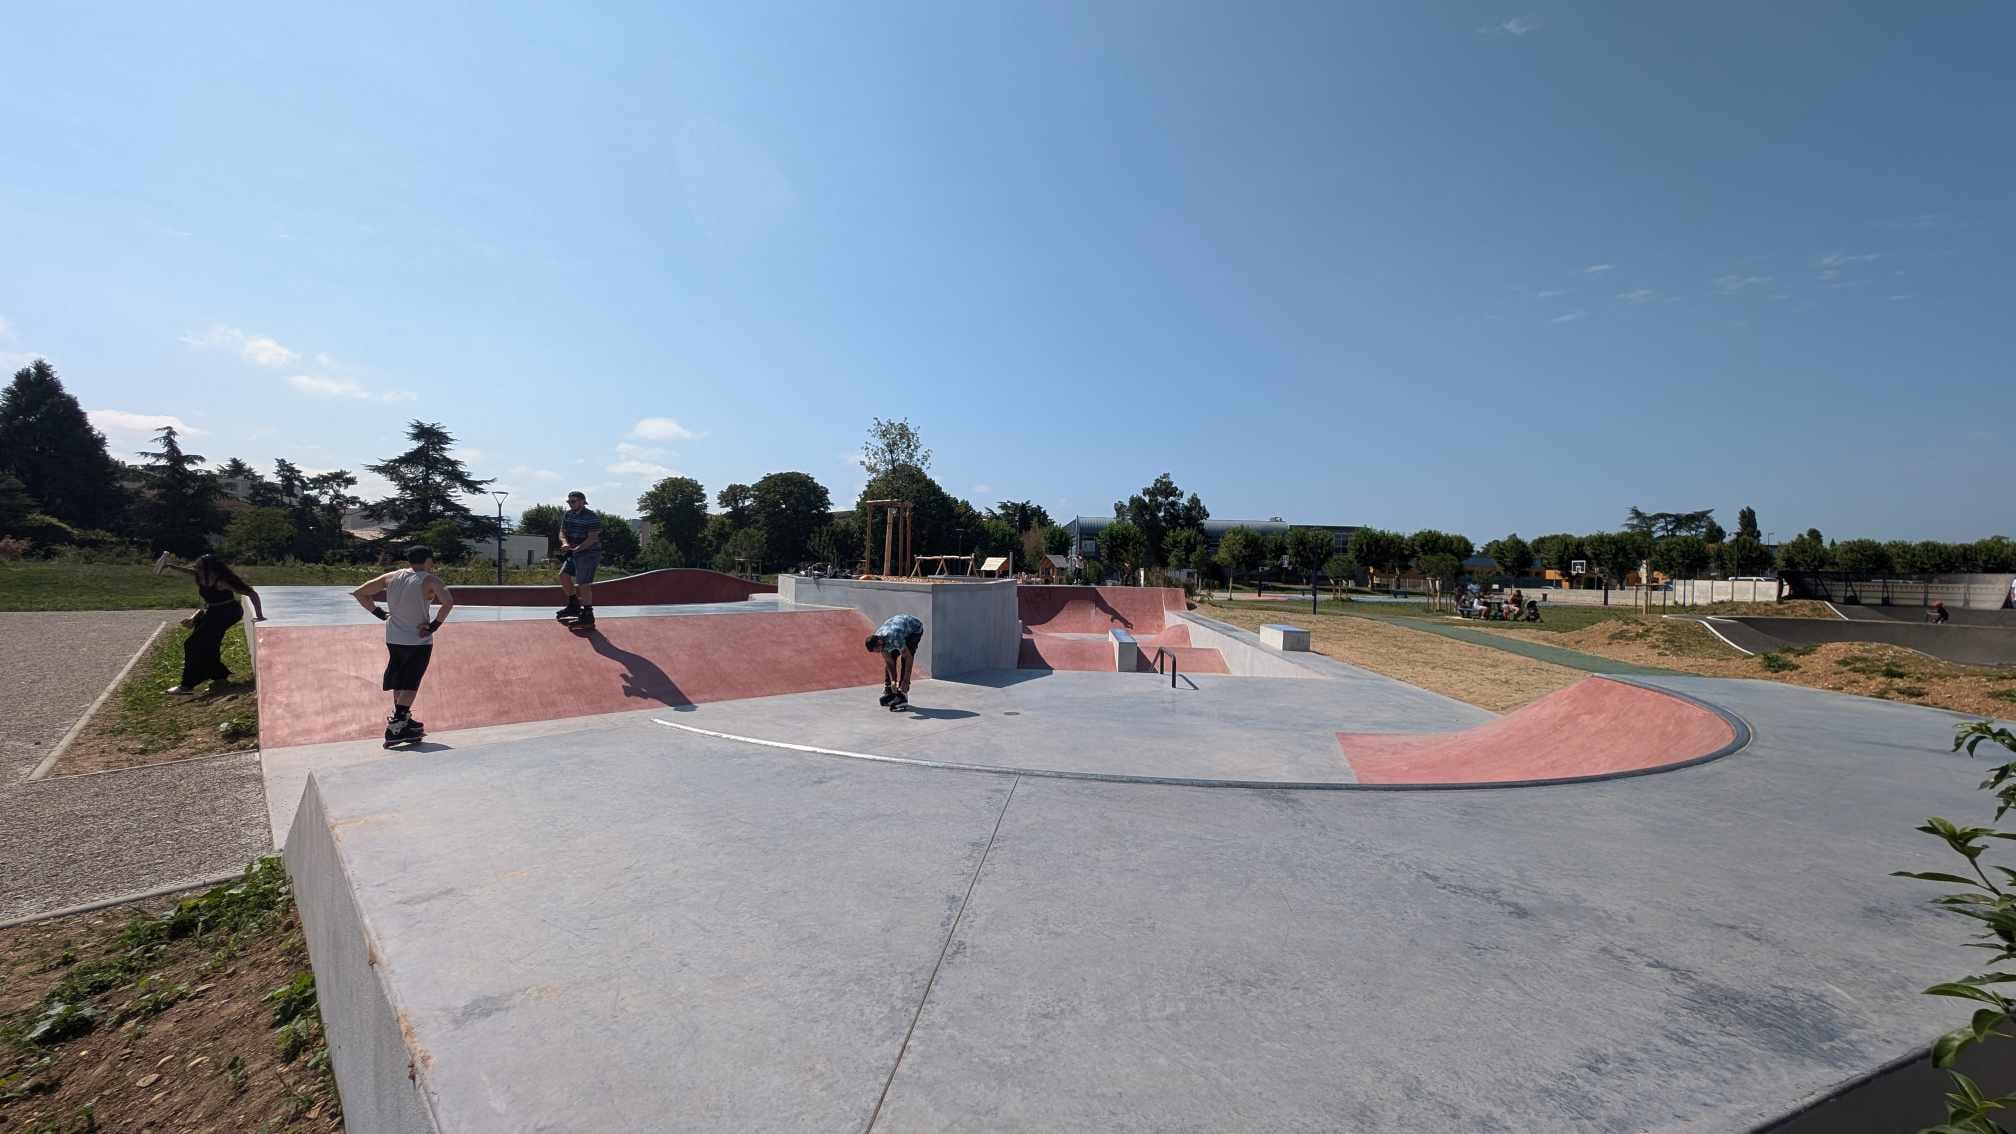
[1698,614,2016,666]
[259,578,2016,1130]
[284,675,2016,1132]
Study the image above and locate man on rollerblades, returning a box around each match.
[865,612,923,711]
[555,490,603,630]
[351,544,456,747]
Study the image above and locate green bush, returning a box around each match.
[1758,652,1799,672]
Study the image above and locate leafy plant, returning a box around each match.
[1759,652,1799,673]
[1894,722,2016,1131]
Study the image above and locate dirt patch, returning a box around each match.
[1200,603,1583,712]
[0,860,341,1133]
[1487,620,2016,717]
[53,623,258,776]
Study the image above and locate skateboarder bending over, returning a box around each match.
[866,612,923,710]
[351,545,455,747]
[555,490,602,630]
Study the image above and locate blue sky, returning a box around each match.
[2,2,2008,541]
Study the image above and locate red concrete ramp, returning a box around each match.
[1339,677,1737,786]
[450,568,775,607]
[1017,585,1226,671]
[256,609,883,748]
[1018,585,1186,635]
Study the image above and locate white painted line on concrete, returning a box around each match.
[1824,602,1850,621]
[30,619,169,782]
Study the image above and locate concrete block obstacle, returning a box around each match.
[1109,628,1139,671]
[779,574,1022,676]
[1259,623,1311,652]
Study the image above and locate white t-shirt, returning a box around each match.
[385,569,439,647]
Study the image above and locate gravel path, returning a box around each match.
[1,610,173,782]
[0,753,271,923]
[0,611,271,923]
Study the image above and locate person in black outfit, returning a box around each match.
[157,552,266,694]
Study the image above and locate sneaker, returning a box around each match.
[555,600,582,620]
[165,685,196,696]
[573,609,595,629]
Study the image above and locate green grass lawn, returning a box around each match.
[108,621,259,756]
[0,561,565,612]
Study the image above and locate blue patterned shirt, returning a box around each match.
[562,507,601,548]
[875,613,923,653]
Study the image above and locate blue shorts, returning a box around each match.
[563,551,601,585]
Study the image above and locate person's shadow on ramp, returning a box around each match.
[588,632,696,712]
[901,707,980,721]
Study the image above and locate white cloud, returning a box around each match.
[615,441,669,461]
[1818,251,1880,283]
[973,484,993,496]
[1584,264,1614,273]
[0,316,13,341]
[287,374,414,402]
[1889,294,1915,301]
[1548,310,1587,324]
[1713,274,1772,293]
[838,451,866,467]
[288,374,370,399]
[455,447,485,463]
[627,417,702,442]
[88,409,205,437]
[1534,289,1569,300]
[181,325,299,368]
[607,458,675,479]
[510,466,562,482]
[1500,16,1537,35]
[1617,288,1657,304]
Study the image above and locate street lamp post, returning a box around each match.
[491,490,511,585]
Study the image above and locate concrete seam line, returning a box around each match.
[35,747,260,783]
[29,619,169,782]
[865,774,1019,1131]
[0,870,241,930]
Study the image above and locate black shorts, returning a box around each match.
[383,643,434,691]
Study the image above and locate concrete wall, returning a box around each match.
[778,575,1021,677]
[286,780,439,1134]
[1538,579,1783,608]
[1173,612,1327,678]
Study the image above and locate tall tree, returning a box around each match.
[716,483,754,527]
[1650,535,1710,580]
[1113,473,1208,568]
[751,471,831,568]
[0,360,127,530]
[364,421,493,540]
[809,516,863,570]
[1410,529,1474,563]
[638,476,709,553]
[1582,531,1642,586]
[596,516,642,564]
[857,464,960,563]
[222,507,297,562]
[519,504,566,555]
[1163,527,1203,576]
[0,472,36,534]
[1215,526,1267,595]
[1481,534,1535,578]
[1283,527,1332,585]
[1719,535,1773,576]
[860,417,931,477]
[298,469,361,560]
[135,426,223,556]
[1736,506,1761,541]
[992,500,1052,533]
[1346,528,1412,584]
[1529,533,1584,578]
[1099,520,1148,583]
[1775,531,1831,573]
[1831,539,1892,576]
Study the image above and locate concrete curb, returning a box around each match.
[651,675,1753,792]
[29,618,169,781]
[0,870,240,930]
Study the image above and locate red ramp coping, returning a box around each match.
[449,568,775,607]
[1339,677,1738,786]
[256,609,884,748]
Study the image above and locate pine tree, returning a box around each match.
[135,426,223,556]
[364,421,493,541]
[0,360,128,530]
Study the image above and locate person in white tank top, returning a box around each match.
[351,544,457,743]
